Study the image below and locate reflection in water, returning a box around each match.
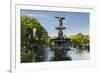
[44,48,54,61]
[67,48,89,60]
[44,47,89,61]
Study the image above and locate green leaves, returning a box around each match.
[69,33,89,52]
[21,15,49,45]
[21,15,49,62]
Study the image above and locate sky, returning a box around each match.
[21,9,89,36]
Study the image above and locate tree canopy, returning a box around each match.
[21,15,49,62]
[21,15,48,46]
[68,33,89,52]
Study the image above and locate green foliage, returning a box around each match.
[21,15,49,62]
[21,49,35,62]
[21,15,49,45]
[69,33,89,52]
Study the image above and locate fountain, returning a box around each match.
[50,16,71,61]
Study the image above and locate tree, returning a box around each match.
[21,15,48,46]
[21,15,49,62]
[69,33,89,52]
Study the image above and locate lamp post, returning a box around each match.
[26,27,37,62]
[33,28,36,37]
[32,28,37,62]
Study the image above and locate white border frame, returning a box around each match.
[11,1,96,73]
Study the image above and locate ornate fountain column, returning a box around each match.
[55,17,66,39]
[51,16,71,61]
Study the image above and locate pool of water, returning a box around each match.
[44,47,89,61]
[67,47,89,60]
[44,48,54,61]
